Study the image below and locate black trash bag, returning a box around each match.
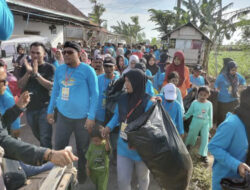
[125,102,193,190]
[221,172,250,190]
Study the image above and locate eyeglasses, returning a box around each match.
[62,50,74,55]
[0,79,7,86]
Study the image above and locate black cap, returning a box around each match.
[103,56,116,66]
[194,65,203,71]
[63,41,81,52]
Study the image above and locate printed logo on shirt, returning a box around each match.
[61,78,75,86]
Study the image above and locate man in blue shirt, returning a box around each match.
[95,56,119,125]
[0,0,14,40]
[47,41,99,183]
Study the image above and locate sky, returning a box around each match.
[69,0,250,43]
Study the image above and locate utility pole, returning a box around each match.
[176,0,182,27]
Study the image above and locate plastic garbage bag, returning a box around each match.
[221,172,250,190]
[125,102,193,190]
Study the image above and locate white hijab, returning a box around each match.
[123,55,140,75]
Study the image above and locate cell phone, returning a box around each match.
[28,92,33,96]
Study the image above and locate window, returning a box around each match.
[169,39,176,48]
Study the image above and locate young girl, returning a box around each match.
[160,83,184,137]
[85,125,111,190]
[185,86,213,163]
[162,71,184,114]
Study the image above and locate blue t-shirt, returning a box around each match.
[52,61,60,69]
[158,73,165,89]
[124,57,129,67]
[190,74,205,87]
[146,80,154,97]
[145,69,152,77]
[154,50,161,61]
[107,100,154,161]
[47,63,99,120]
[0,87,20,130]
[160,95,184,135]
[0,0,14,40]
[214,73,246,103]
[95,74,120,122]
[209,113,248,190]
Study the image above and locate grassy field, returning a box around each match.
[208,50,250,83]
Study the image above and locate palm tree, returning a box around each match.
[89,0,106,26]
[111,16,144,44]
[148,9,176,36]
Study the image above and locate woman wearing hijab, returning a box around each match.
[146,54,161,91]
[102,69,155,190]
[123,55,139,74]
[209,86,250,190]
[163,51,191,98]
[214,59,246,125]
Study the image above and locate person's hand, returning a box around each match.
[238,163,250,178]
[47,149,78,167]
[33,59,38,74]
[85,119,95,133]
[102,127,111,138]
[16,91,30,109]
[151,96,162,103]
[86,167,90,177]
[24,59,33,74]
[47,114,55,125]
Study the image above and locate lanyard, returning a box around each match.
[125,99,142,122]
[65,68,75,85]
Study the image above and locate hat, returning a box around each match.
[95,54,103,61]
[64,41,81,52]
[103,57,116,66]
[194,65,203,71]
[163,83,177,100]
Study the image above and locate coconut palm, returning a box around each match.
[89,0,106,26]
[111,16,144,44]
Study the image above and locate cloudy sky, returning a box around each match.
[69,0,250,43]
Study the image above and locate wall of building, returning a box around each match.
[12,15,64,47]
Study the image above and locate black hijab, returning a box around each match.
[234,87,250,165]
[146,54,159,75]
[226,61,239,98]
[124,69,147,114]
[220,59,239,98]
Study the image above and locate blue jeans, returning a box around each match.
[117,155,150,190]
[20,162,54,177]
[26,107,52,148]
[54,112,89,183]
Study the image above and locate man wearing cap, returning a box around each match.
[95,57,119,125]
[47,41,99,183]
[18,42,54,148]
[159,83,184,137]
[190,65,205,88]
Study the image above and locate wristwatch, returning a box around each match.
[33,73,41,78]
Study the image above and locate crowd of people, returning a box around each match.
[1,1,250,190]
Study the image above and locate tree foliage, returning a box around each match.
[111,16,145,44]
[89,0,106,26]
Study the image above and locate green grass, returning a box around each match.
[208,50,250,83]
[189,148,212,190]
